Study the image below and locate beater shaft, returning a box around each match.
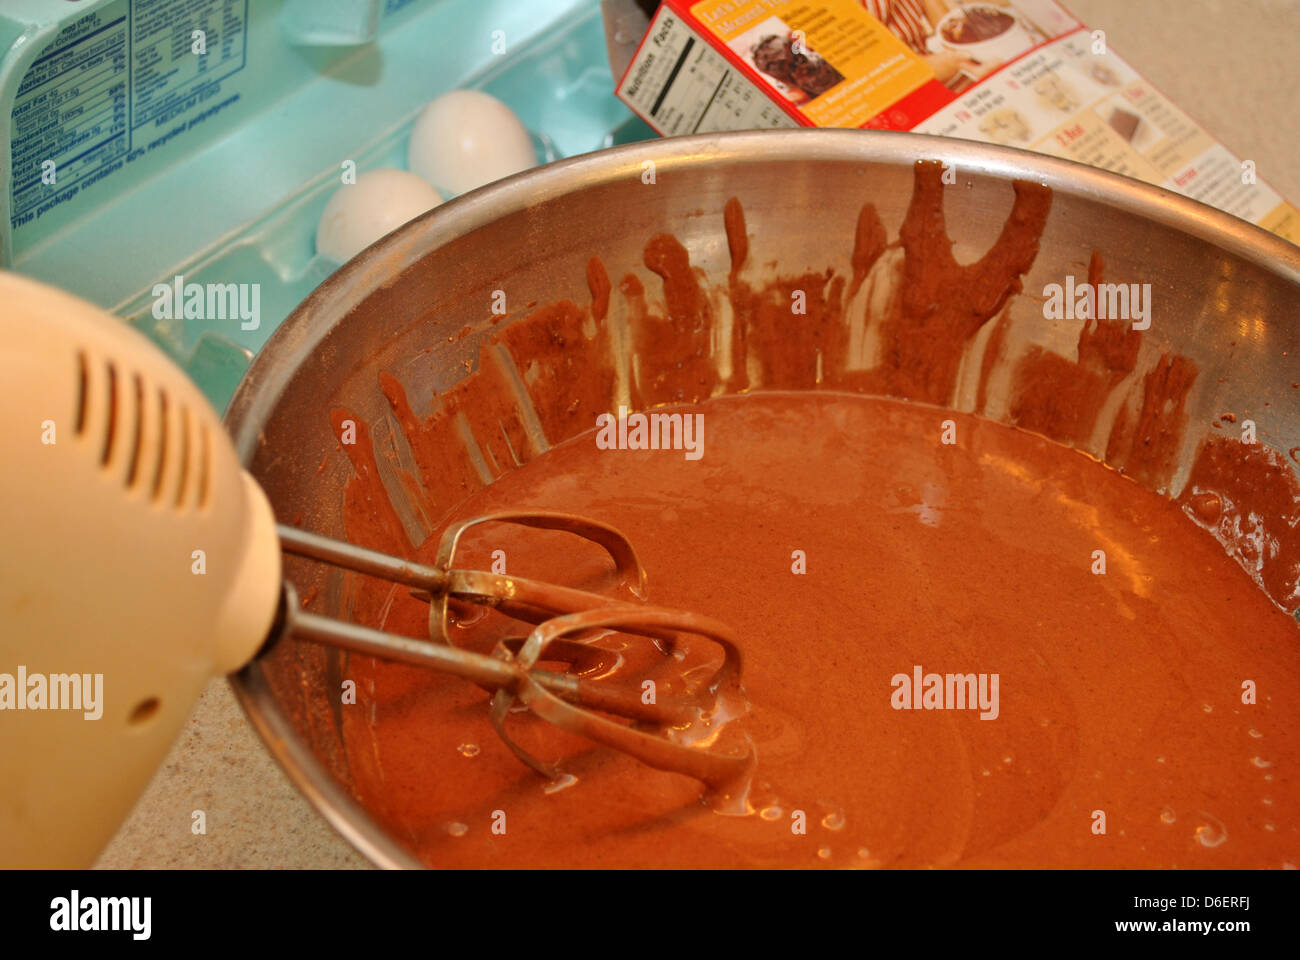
[285,595,693,726]
[279,523,678,643]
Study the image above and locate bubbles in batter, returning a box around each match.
[1192,813,1227,848]
[544,773,578,795]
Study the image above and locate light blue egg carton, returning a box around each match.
[1,0,654,409]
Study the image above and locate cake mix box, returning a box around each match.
[614,0,1299,244]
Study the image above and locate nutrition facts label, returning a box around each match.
[131,0,248,130]
[10,2,130,221]
[9,0,248,226]
[617,7,799,136]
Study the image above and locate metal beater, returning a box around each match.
[277,512,754,791]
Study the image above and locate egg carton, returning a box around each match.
[1,0,654,409]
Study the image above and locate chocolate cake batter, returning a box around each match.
[322,162,1300,868]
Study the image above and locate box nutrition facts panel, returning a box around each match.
[617,6,799,136]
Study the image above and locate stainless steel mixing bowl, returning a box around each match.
[224,129,1300,868]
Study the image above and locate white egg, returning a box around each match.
[407,89,536,196]
[316,168,442,263]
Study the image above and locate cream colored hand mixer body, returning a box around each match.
[0,272,751,868]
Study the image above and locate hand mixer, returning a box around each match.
[0,271,753,868]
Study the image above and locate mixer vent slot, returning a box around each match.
[74,351,88,435]
[150,387,169,500]
[101,361,118,466]
[175,405,191,507]
[197,425,211,509]
[124,373,145,489]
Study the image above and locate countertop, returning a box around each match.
[94,0,1300,869]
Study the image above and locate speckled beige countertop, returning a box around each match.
[94,0,1300,869]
